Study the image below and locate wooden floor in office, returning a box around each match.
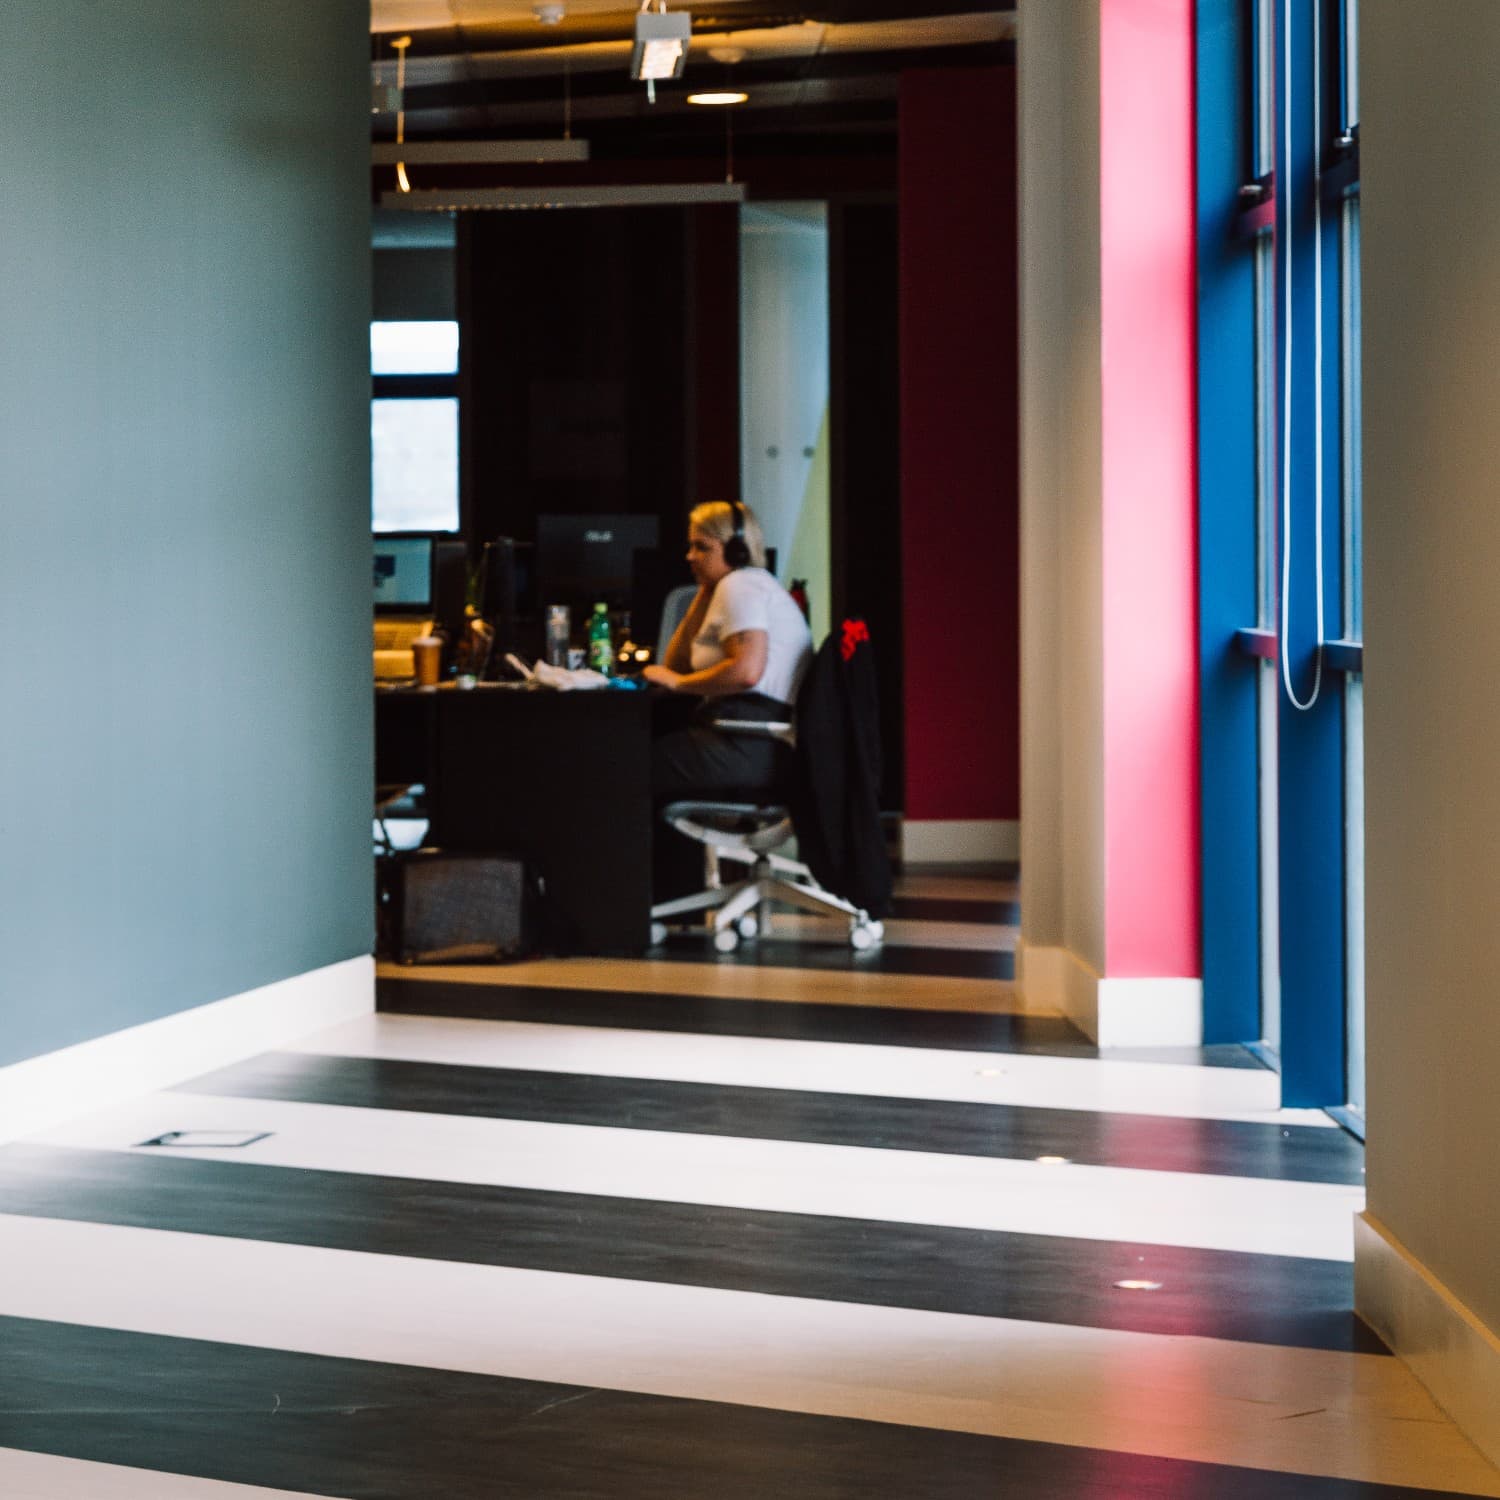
[3,869,1499,1499]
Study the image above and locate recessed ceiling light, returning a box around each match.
[687,92,749,106]
[1113,1279,1164,1292]
[1034,1155,1070,1166]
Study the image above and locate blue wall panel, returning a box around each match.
[1196,0,1262,1046]
[1274,0,1347,1106]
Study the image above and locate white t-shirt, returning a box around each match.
[691,567,813,706]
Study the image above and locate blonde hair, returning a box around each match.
[689,500,767,569]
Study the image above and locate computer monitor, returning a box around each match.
[373,535,433,612]
[535,513,660,612]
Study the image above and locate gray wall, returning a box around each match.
[1361,0,1500,1336]
[1018,0,1106,971]
[0,0,372,1069]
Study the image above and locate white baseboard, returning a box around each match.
[901,819,1020,864]
[1355,1212,1500,1471]
[1016,941,1202,1044]
[0,956,374,1145]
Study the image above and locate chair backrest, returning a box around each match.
[656,584,699,662]
[790,620,892,917]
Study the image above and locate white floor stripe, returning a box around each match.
[293,1013,1337,1128]
[32,1091,1362,1260]
[1,1216,1495,1495]
[0,1448,335,1500]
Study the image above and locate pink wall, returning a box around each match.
[1099,0,1200,977]
[898,66,1020,823]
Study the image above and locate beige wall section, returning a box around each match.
[1018,0,1106,972]
[1360,0,1500,1340]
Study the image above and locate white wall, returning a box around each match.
[1018,0,1106,973]
[1360,0,1500,1348]
[740,202,831,643]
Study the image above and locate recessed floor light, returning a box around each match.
[138,1130,272,1149]
[686,91,748,106]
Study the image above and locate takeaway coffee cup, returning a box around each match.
[412,636,442,688]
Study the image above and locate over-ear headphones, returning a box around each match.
[723,501,751,570]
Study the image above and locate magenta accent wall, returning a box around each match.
[898,66,1020,823]
[1099,0,1200,976]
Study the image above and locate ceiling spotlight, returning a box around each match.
[686,92,747,106]
[533,2,565,22]
[631,9,691,81]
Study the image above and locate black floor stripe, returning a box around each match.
[187,1051,1364,1186]
[0,1317,1433,1500]
[652,935,1015,979]
[889,895,1020,924]
[376,975,1266,1069]
[0,1144,1383,1353]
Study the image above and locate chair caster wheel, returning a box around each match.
[713,926,741,954]
[650,921,668,947]
[736,912,760,941]
[866,921,885,943]
[849,922,875,952]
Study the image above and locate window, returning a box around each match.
[371,320,460,533]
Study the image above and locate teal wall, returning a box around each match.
[0,0,372,1069]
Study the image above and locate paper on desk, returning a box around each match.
[531,661,611,691]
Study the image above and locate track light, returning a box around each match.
[631,8,691,82]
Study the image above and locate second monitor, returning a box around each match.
[534,513,659,613]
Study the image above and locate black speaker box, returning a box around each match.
[378,849,531,964]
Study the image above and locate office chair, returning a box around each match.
[655,583,699,662]
[649,626,889,953]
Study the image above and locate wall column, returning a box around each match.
[1356,0,1500,1464]
[1017,0,1200,1044]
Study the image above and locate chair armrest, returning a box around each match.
[711,719,795,745]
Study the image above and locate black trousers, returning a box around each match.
[651,693,794,800]
[650,693,794,903]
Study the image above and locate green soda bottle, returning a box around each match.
[586,602,614,677]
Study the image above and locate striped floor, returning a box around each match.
[3,873,1499,1498]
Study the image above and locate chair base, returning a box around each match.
[651,851,885,953]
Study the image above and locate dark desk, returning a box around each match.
[376,684,656,954]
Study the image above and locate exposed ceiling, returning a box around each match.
[369,2,1015,169]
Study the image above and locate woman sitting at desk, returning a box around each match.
[642,500,812,796]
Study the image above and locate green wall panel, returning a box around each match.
[0,0,372,1068]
